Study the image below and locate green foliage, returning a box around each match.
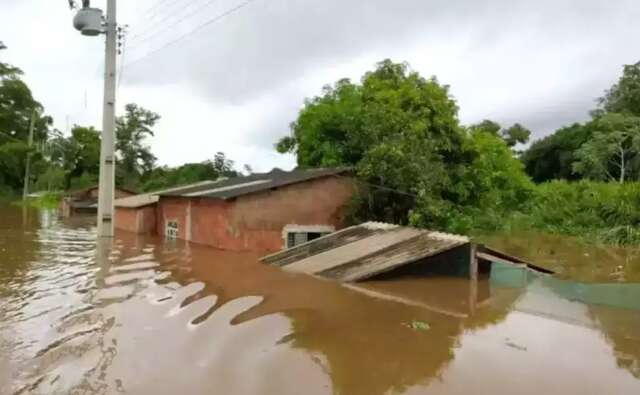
[278,59,534,231]
[573,113,640,183]
[141,152,239,192]
[521,181,640,245]
[411,131,534,233]
[521,123,592,182]
[502,123,531,147]
[469,120,531,147]
[18,191,62,209]
[68,171,97,191]
[0,59,52,194]
[597,61,640,116]
[34,166,66,192]
[278,59,466,224]
[116,104,160,189]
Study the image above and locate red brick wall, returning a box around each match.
[115,205,157,234]
[156,176,354,252]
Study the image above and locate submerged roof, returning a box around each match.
[161,167,351,200]
[115,180,219,208]
[261,222,470,282]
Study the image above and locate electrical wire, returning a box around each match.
[124,0,261,70]
[128,0,222,48]
[147,0,177,18]
[127,0,185,40]
[331,174,418,198]
[128,0,202,43]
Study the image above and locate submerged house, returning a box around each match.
[60,185,135,217]
[262,222,554,284]
[114,168,355,252]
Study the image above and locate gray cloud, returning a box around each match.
[3,0,640,169]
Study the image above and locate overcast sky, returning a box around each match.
[2,0,639,171]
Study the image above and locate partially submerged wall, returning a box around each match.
[115,205,156,234]
[157,175,354,251]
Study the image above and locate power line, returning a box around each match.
[124,0,261,70]
[126,0,185,41]
[131,0,198,40]
[148,0,185,18]
[146,0,176,17]
[128,0,222,48]
[331,174,418,198]
[128,0,198,42]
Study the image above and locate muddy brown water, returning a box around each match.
[1,205,640,395]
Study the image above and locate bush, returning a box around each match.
[518,180,640,245]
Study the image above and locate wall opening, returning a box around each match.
[283,225,335,249]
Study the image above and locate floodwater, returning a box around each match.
[478,231,640,282]
[1,205,640,395]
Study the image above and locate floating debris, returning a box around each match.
[404,320,430,331]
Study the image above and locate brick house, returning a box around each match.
[115,168,354,252]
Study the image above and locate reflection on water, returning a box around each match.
[1,205,639,394]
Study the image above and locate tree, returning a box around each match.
[59,126,101,189]
[277,59,466,224]
[502,123,531,147]
[0,59,52,195]
[573,113,640,183]
[469,120,501,136]
[521,123,592,182]
[469,120,530,147]
[597,62,640,116]
[115,103,160,188]
[411,130,533,232]
[141,152,239,192]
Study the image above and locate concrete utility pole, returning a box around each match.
[74,0,118,237]
[22,110,36,200]
[97,0,118,237]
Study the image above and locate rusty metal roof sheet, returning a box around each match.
[261,222,470,282]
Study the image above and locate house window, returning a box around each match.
[283,225,335,249]
[166,220,179,240]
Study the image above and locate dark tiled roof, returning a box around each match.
[160,167,352,200]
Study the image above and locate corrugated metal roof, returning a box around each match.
[161,167,351,200]
[261,222,470,282]
[114,180,219,208]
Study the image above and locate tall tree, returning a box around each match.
[469,120,531,147]
[0,59,52,194]
[277,60,537,229]
[521,123,592,182]
[573,113,640,183]
[502,123,531,147]
[115,103,160,188]
[61,126,101,189]
[597,62,640,116]
[277,59,466,224]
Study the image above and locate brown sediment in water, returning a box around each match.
[1,205,640,395]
